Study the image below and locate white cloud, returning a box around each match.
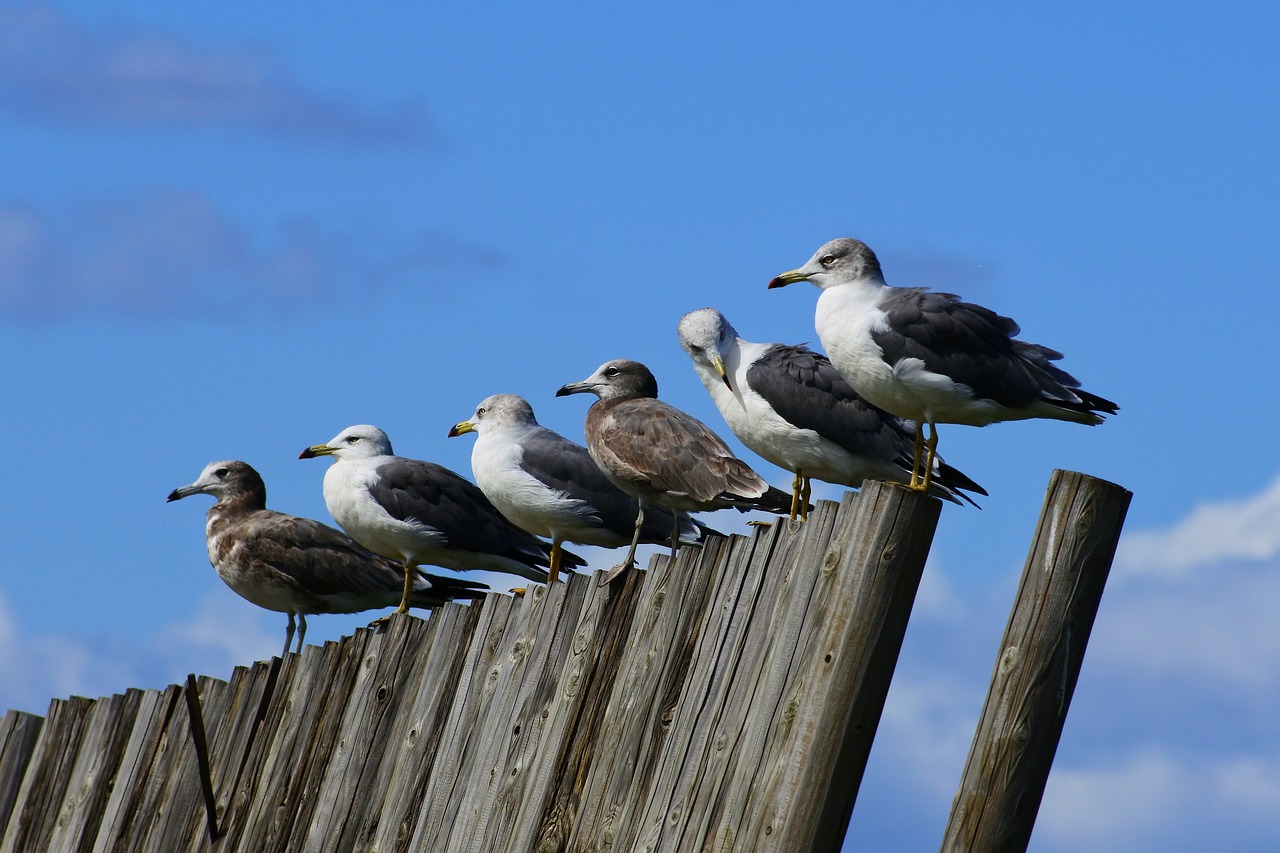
[1036,748,1192,851]
[0,3,432,145]
[0,192,504,320]
[1114,473,1280,580]
[0,588,277,716]
[1037,748,1280,853]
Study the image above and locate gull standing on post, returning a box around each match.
[768,238,1118,490]
[167,460,487,657]
[448,394,714,583]
[677,308,986,516]
[301,425,581,613]
[557,359,793,583]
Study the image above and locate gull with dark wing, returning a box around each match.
[677,308,986,516]
[557,359,792,583]
[769,238,1118,490]
[448,394,715,583]
[301,425,580,613]
[167,460,487,657]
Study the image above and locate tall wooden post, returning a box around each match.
[941,470,1132,853]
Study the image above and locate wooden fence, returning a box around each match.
[0,472,1129,852]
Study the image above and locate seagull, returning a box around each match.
[676,308,986,516]
[448,394,715,583]
[557,359,793,582]
[167,460,487,657]
[300,425,581,613]
[768,238,1118,490]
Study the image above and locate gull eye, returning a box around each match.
[820,254,836,266]
[477,407,486,416]
[605,366,619,376]
[346,435,360,444]
[214,467,229,478]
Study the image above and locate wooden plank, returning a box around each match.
[681,502,847,851]
[0,710,44,837]
[445,581,605,853]
[362,601,486,852]
[475,575,605,852]
[303,614,441,851]
[231,636,362,852]
[0,695,95,853]
[726,483,940,851]
[411,592,518,848]
[198,660,278,851]
[46,689,144,852]
[88,685,182,853]
[620,503,846,852]
[525,567,646,851]
[565,538,731,850]
[941,470,1131,853]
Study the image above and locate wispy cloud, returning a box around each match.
[1115,473,1280,580]
[0,190,503,321]
[0,589,279,716]
[0,4,434,146]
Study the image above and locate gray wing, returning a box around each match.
[236,510,408,607]
[747,343,918,467]
[518,425,687,543]
[370,458,581,569]
[589,398,768,503]
[750,344,989,505]
[873,288,1105,411]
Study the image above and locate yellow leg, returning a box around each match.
[548,541,562,585]
[372,559,414,628]
[921,422,939,493]
[909,425,926,489]
[789,470,803,520]
[800,476,812,521]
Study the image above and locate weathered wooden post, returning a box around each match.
[941,470,1131,853]
[757,480,941,852]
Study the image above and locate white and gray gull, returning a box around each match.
[768,238,1118,491]
[300,425,582,612]
[556,359,793,583]
[677,308,986,516]
[167,460,486,657]
[448,394,715,583]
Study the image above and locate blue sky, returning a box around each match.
[2,2,1278,850]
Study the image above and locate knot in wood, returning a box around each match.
[998,645,1021,675]
[651,589,665,610]
[822,545,842,574]
[879,542,897,564]
[376,685,389,703]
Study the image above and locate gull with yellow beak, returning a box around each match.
[301,425,579,613]
[768,238,1118,490]
[449,394,713,583]
[677,308,985,516]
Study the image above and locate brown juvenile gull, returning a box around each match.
[167,460,487,657]
[300,425,581,613]
[677,308,986,517]
[769,238,1118,491]
[556,359,793,583]
[448,394,717,583]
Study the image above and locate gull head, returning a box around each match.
[768,238,884,291]
[556,359,659,403]
[677,308,737,390]
[300,424,394,461]
[167,460,264,503]
[449,394,538,438]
